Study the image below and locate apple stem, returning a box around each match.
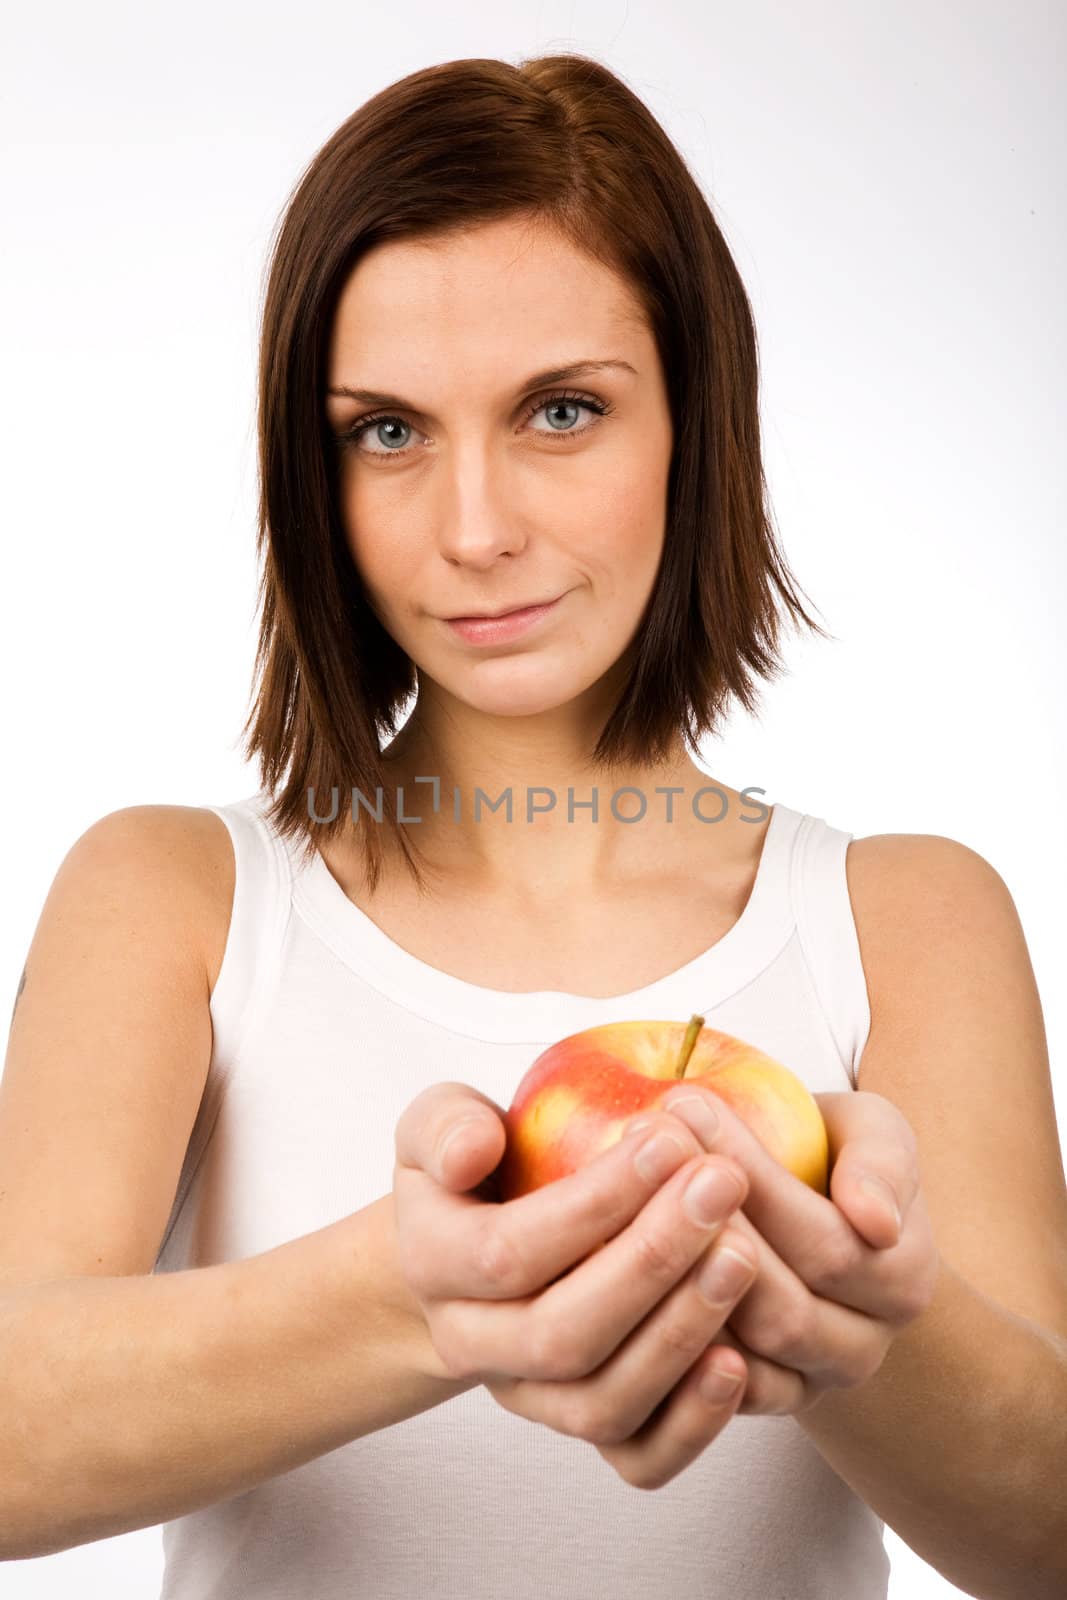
[673,1013,705,1079]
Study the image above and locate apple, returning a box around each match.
[495,1013,828,1203]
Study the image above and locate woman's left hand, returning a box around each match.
[658,1086,943,1416]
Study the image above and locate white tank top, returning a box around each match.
[153,791,888,1599]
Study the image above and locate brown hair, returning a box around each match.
[239,51,830,894]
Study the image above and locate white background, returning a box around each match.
[2,0,1063,1594]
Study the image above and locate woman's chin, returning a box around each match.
[448,674,599,720]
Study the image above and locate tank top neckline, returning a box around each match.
[257,793,804,1045]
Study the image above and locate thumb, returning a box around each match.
[435,1106,506,1190]
[395,1082,507,1191]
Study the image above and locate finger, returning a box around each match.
[658,1086,891,1290]
[815,1093,921,1250]
[712,1326,810,1417]
[403,1110,712,1305]
[833,1168,903,1251]
[720,1208,896,1386]
[662,1091,924,1324]
[595,1343,749,1491]
[439,1148,749,1383]
[394,1081,508,1191]
[561,1225,759,1446]
[816,1090,921,1242]
[488,1225,755,1448]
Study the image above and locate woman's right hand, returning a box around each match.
[392,1082,758,1490]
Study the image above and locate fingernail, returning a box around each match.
[664,1092,720,1145]
[860,1173,902,1233]
[697,1243,754,1300]
[700,1362,743,1404]
[438,1116,487,1167]
[683,1163,743,1225]
[633,1130,687,1183]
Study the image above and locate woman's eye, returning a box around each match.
[351,416,420,455]
[337,391,609,460]
[330,414,424,457]
[527,396,604,434]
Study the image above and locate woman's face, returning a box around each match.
[325,214,674,721]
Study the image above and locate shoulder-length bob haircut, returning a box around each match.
[240,51,829,893]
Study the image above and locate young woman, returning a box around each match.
[3,52,1065,1600]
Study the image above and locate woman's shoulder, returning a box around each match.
[69,803,237,996]
[843,829,1013,1025]
[844,829,1003,896]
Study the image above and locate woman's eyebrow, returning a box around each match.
[325,357,638,410]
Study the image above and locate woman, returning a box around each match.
[3,51,1065,1600]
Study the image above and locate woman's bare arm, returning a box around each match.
[0,1193,469,1560]
[0,807,468,1560]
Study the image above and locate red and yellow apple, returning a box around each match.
[496,1013,828,1202]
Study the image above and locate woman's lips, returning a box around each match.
[443,593,566,644]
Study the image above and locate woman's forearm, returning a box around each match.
[798,1258,1067,1600]
[0,1192,473,1560]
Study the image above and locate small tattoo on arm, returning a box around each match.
[10,965,26,1030]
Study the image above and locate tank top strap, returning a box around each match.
[202,791,295,1073]
[155,792,294,1267]
[789,813,871,1088]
